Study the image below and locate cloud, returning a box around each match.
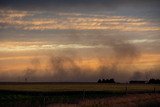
[0,9,33,18]
[0,40,106,51]
[0,9,159,32]
[0,0,159,82]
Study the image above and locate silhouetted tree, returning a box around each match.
[97,78,116,83]
[102,79,106,83]
[148,79,160,84]
[97,79,102,83]
[110,78,115,83]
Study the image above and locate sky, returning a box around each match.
[0,0,160,82]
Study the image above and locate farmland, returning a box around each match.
[0,83,160,107]
[0,82,160,92]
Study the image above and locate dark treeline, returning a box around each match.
[97,78,160,84]
[148,79,160,84]
[97,79,115,83]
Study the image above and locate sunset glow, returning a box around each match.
[0,0,159,82]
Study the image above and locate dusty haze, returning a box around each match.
[0,0,159,82]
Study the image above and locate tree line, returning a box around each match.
[97,78,160,84]
[97,79,115,83]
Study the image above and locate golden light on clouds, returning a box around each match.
[0,0,160,82]
[0,10,159,31]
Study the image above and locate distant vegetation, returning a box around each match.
[97,78,160,84]
[148,79,160,84]
[97,79,115,83]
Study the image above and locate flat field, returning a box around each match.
[0,82,160,92]
[0,83,160,107]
